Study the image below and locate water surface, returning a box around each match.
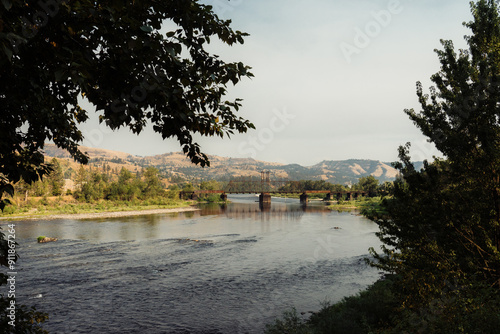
[11,195,382,333]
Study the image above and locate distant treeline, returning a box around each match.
[224,177,393,196]
[12,158,393,202]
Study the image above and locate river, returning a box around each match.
[11,195,382,333]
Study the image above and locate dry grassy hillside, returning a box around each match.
[42,144,399,184]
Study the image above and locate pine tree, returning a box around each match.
[47,158,65,196]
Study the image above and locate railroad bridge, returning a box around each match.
[179,171,367,205]
[179,190,367,205]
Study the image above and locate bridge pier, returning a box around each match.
[259,202,271,212]
[220,193,227,201]
[325,193,332,201]
[259,192,271,205]
[300,193,308,204]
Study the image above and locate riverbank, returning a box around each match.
[328,197,384,212]
[0,206,200,221]
[0,196,197,221]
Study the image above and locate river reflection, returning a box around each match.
[203,195,336,218]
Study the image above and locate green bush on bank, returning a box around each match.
[265,277,397,334]
[196,194,227,203]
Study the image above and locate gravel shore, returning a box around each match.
[0,206,200,221]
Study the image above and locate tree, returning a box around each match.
[46,158,64,196]
[142,167,164,197]
[167,184,180,199]
[402,0,500,280]
[370,1,500,331]
[78,170,108,202]
[199,180,220,191]
[182,183,194,193]
[355,175,379,196]
[30,178,49,197]
[117,167,133,185]
[377,181,393,198]
[73,165,88,191]
[0,0,254,208]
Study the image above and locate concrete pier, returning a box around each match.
[259,192,271,204]
[300,193,308,204]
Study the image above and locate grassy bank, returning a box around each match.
[0,195,194,219]
[271,194,385,212]
[265,276,397,334]
[328,197,385,212]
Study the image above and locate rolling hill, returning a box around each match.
[43,144,400,184]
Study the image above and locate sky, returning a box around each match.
[79,0,474,166]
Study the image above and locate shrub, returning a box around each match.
[265,308,312,334]
[266,277,397,334]
[308,277,396,333]
[1,205,16,215]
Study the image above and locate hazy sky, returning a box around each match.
[79,0,473,166]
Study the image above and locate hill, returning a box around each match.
[42,144,400,184]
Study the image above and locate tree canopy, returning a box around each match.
[370,0,500,331]
[0,0,254,207]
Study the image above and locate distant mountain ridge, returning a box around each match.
[43,144,400,184]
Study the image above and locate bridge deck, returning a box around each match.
[184,190,366,195]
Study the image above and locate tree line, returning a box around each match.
[8,157,231,204]
[14,161,392,203]
[277,177,392,196]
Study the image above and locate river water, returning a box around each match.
[10,195,382,333]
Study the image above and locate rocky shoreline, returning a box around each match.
[0,207,200,221]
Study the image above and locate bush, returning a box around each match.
[1,205,16,215]
[308,277,396,334]
[197,194,225,203]
[266,277,397,334]
[39,197,49,206]
[265,308,312,334]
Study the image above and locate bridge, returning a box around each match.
[179,171,367,206]
[179,189,367,205]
